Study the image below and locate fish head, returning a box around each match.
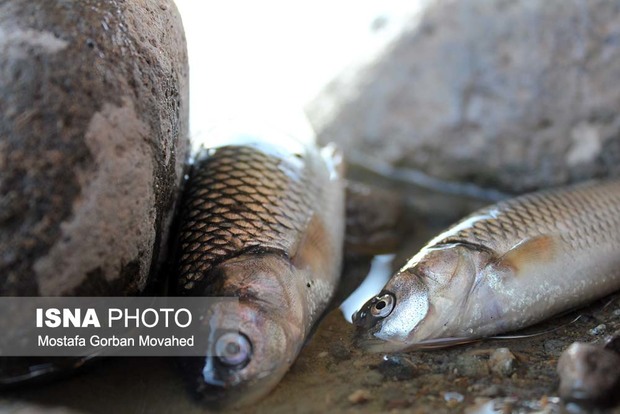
[353,243,489,352]
[184,305,294,408]
[181,254,304,408]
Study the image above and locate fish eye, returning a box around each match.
[370,293,395,318]
[215,332,252,368]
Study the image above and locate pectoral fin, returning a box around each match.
[495,234,558,272]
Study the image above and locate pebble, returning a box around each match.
[444,392,464,402]
[385,399,412,410]
[348,389,372,404]
[557,342,620,408]
[489,348,516,377]
[444,391,464,408]
[613,309,620,317]
[604,331,620,354]
[317,351,329,358]
[464,398,495,414]
[589,324,607,336]
[455,354,490,377]
[377,354,416,381]
[478,385,503,398]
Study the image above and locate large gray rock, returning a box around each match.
[0,0,189,296]
[307,0,620,193]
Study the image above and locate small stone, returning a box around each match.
[465,398,494,414]
[377,354,416,381]
[479,385,503,398]
[444,391,464,408]
[603,331,620,355]
[489,348,516,377]
[613,309,620,317]
[589,324,607,336]
[557,342,620,408]
[348,389,372,404]
[317,351,329,358]
[386,399,412,410]
[455,354,490,377]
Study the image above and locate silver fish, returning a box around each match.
[353,180,620,352]
[172,135,345,407]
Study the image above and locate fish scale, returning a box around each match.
[176,144,325,293]
[436,180,620,254]
[171,138,345,407]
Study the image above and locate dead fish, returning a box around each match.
[172,136,345,407]
[353,180,620,352]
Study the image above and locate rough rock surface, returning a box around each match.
[557,342,620,408]
[307,0,620,193]
[0,0,189,295]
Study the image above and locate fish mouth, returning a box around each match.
[180,354,282,409]
[353,332,409,354]
[354,332,481,353]
[178,356,247,409]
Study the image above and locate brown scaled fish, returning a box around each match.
[172,135,345,407]
[354,180,620,352]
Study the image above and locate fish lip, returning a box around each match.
[353,332,409,354]
[179,356,248,409]
[192,383,252,410]
[354,332,480,353]
[351,309,365,326]
[190,358,281,409]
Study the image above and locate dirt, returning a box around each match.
[3,297,620,413]
[4,177,620,413]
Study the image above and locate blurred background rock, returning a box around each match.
[307,0,620,193]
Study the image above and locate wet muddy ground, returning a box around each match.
[4,297,620,414]
[4,176,620,414]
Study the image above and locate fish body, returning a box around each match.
[353,180,620,352]
[173,136,345,406]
